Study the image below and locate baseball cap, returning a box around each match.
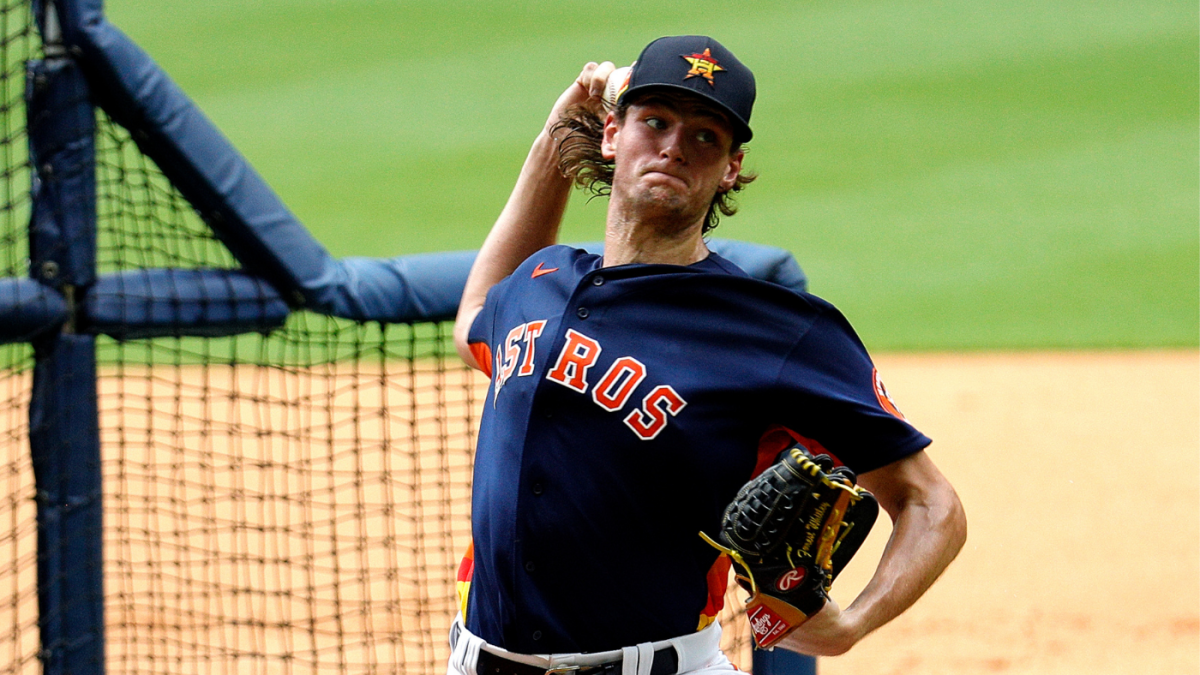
[616,35,756,143]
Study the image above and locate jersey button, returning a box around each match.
[532,630,543,641]
[592,276,605,286]
[524,561,536,572]
[576,307,589,319]
[531,482,544,496]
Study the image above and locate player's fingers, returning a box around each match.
[575,62,599,92]
[548,62,601,131]
[588,61,616,99]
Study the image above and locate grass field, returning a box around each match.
[104,0,1198,351]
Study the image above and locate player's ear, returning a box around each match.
[719,149,744,192]
[601,112,619,161]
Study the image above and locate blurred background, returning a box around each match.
[106,0,1198,353]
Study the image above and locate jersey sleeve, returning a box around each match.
[770,301,931,474]
[467,279,509,380]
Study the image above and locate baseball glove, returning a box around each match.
[700,442,879,649]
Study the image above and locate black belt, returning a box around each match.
[476,645,679,675]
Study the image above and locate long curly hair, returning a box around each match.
[550,102,757,234]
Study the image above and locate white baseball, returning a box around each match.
[602,65,632,106]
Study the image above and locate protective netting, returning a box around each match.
[0,1,40,673]
[94,110,482,674]
[0,2,755,673]
[96,323,479,674]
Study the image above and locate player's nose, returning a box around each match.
[659,128,686,163]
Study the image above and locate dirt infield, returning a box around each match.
[822,350,1199,675]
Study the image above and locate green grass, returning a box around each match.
[104,0,1198,351]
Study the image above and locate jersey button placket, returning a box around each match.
[576,306,589,319]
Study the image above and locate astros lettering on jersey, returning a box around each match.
[462,245,929,654]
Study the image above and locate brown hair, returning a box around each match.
[551,102,757,234]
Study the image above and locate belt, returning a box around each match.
[475,645,679,675]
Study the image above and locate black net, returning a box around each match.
[0,2,756,673]
[94,110,481,674]
[0,1,40,674]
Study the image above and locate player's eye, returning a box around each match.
[696,129,716,144]
[645,117,666,131]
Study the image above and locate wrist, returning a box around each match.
[529,130,569,181]
[836,605,868,647]
[776,602,864,657]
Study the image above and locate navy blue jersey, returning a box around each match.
[462,245,930,654]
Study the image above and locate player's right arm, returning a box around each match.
[453,61,616,370]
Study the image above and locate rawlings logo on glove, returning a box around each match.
[700,443,879,649]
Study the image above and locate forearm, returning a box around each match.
[453,131,571,366]
[778,450,966,656]
[453,63,613,367]
[460,131,571,316]
[841,479,966,639]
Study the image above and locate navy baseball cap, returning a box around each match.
[617,35,756,143]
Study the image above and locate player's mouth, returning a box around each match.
[642,168,689,188]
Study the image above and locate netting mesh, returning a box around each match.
[0,1,39,673]
[97,324,479,674]
[94,109,481,674]
[0,3,755,673]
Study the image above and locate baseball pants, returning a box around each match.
[446,617,738,675]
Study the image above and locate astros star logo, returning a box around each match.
[680,48,724,86]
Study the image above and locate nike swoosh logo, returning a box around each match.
[531,262,559,279]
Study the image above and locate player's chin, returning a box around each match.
[643,184,687,204]
[633,190,705,224]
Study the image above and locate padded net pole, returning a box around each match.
[26,46,104,674]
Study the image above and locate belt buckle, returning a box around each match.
[544,667,581,675]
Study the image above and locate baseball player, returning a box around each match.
[448,36,966,675]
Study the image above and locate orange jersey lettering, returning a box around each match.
[624,385,688,440]
[591,356,648,412]
[546,329,602,393]
[518,320,547,377]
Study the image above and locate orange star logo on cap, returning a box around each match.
[680,48,724,86]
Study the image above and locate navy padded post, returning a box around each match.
[83,268,290,339]
[27,57,95,292]
[28,333,104,675]
[26,49,104,675]
[0,278,68,343]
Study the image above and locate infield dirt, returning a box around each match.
[823,349,1199,675]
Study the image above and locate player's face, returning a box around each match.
[602,93,744,230]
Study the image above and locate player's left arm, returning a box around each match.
[778,448,967,656]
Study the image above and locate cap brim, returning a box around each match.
[619,83,753,143]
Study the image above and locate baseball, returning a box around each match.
[602,65,632,106]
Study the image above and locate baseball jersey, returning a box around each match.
[462,245,930,655]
